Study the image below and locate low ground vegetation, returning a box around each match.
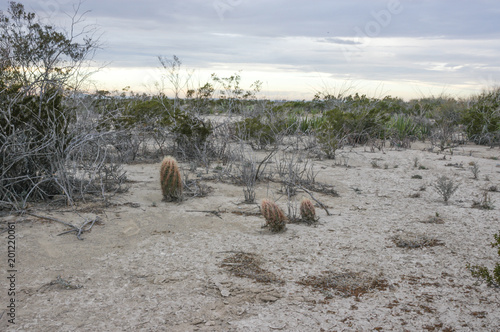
[1,3,500,330]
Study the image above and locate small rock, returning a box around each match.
[205,321,216,326]
[259,294,279,302]
[191,319,204,325]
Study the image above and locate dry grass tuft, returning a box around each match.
[221,252,283,284]
[298,270,389,298]
[391,232,444,248]
[419,216,445,224]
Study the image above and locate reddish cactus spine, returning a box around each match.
[160,156,182,201]
[261,199,287,232]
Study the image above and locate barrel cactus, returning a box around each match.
[160,156,183,201]
[300,198,317,223]
[261,199,287,232]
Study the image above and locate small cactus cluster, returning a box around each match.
[160,156,182,201]
[261,199,287,232]
[300,198,317,223]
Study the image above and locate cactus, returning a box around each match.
[300,198,317,223]
[160,156,182,201]
[261,199,287,232]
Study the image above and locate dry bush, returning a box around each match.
[0,106,129,209]
[227,143,276,203]
[472,192,494,210]
[469,162,480,180]
[182,176,212,198]
[0,3,127,210]
[433,175,459,204]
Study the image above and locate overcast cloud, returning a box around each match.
[8,0,500,98]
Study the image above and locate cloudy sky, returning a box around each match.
[13,0,500,99]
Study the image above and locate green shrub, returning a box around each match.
[317,94,391,146]
[170,110,212,155]
[234,117,277,148]
[467,231,500,287]
[106,97,212,159]
[387,114,421,148]
[462,89,500,146]
[0,85,72,203]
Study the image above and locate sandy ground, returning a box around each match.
[1,142,500,331]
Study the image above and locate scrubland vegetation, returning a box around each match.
[1,2,499,330]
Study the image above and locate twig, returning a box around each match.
[186,209,225,219]
[25,212,77,228]
[57,217,100,240]
[298,185,331,216]
[25,212,100,240]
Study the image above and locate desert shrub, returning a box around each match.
[467,231,500,287]
[300,198,317,223]
[240,158,257,203]
[234,104,296,150]
[261,199,287,232]
[107,97,213,160]
[433,175,459,204]
[0,2,118,208]
[462,88,500,146]
[170,110,213,159]
[314,94,392,158]
[211,73,262,114]
[469,162,480,180]
[316,126,343,159]
[0,87,70,201]
[387,114,422,148]
[160,156,183,201]
[432,98,465,149]
[234,116,277,148]
[275,151,315,197]
[229,145,259,203]
[409,96,464,149]
[472,192,494,210]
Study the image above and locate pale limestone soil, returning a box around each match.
[1,143,499,331]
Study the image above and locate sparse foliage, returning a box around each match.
[462,88,500,146]
[467,231,500,287]
[0,2,122,209]
[433,176,459,204]
[470,162,480,180]
[472,192,494,210]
